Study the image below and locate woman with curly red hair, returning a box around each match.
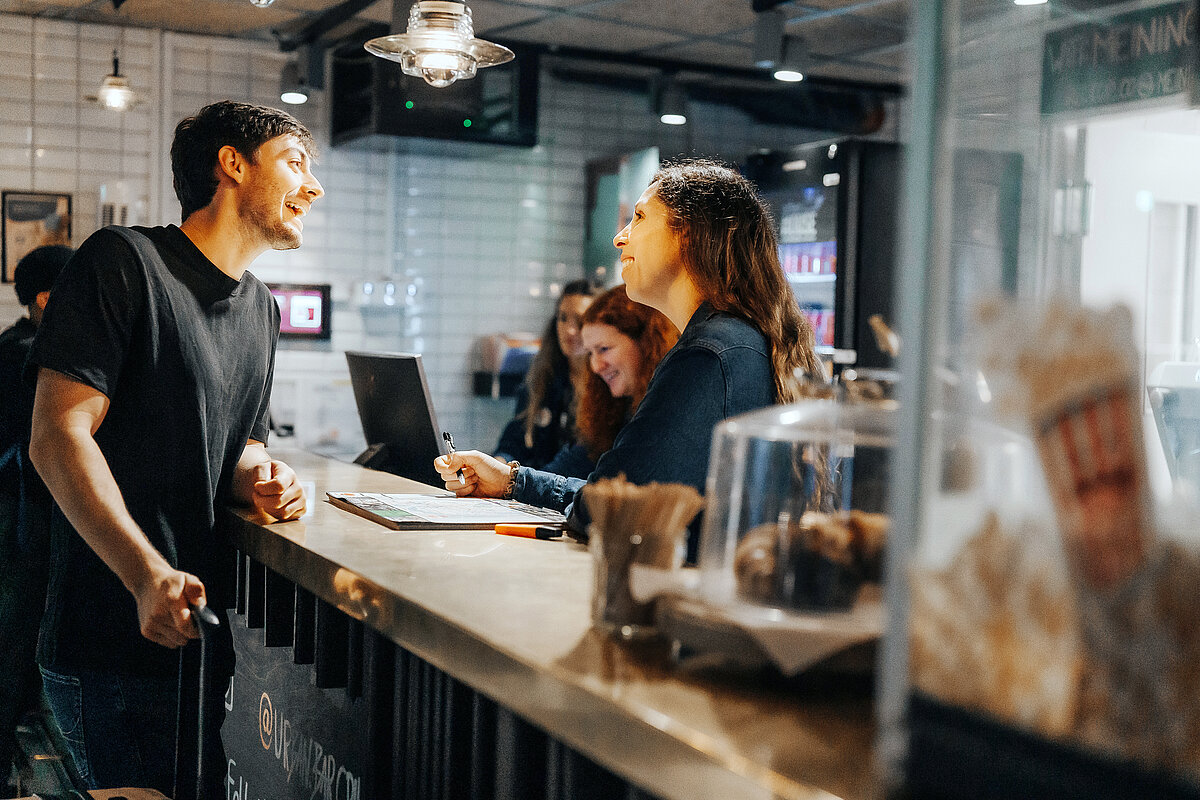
[507,285,677,501]
[577,285,677,459]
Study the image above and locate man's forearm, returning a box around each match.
[29,422,169,595]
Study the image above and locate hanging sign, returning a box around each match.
[1041,1,1198,114]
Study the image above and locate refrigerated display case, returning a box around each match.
[748,140,1020,372]
[747,139,900,368]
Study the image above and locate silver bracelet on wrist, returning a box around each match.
[502,460,520,499]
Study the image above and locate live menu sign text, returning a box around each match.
[1042,1,1197,114]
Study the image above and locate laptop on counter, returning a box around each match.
[345,350,446,488]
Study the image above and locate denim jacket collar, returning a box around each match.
[680,301,716,340]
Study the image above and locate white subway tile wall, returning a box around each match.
[0,11,897,465]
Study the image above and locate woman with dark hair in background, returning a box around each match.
[440,159,823,558]
[493,279,601,469]
[517,284,677,500]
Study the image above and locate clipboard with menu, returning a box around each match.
[326,492,568,531]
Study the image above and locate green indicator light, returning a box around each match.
[463,118,472,127]
[405,100,414,109]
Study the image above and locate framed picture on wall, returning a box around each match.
[1,191,72,283]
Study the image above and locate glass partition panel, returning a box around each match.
[884,1,1200,797]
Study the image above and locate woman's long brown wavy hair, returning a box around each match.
[648,159,824,402]
[520,279,601,449]
[576,285,678,460]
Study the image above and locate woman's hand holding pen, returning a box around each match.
[434,450,511,497]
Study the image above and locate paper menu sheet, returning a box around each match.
[326,492,567,530]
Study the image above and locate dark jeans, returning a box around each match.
[0,557,47,772]
[39,665,178,794]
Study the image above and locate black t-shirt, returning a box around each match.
[28,225,279,676]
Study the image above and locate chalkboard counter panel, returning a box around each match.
[218,449,875,800]
[222,607,373,799]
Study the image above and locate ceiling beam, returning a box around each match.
[528,41,903,96]
[548,61,889,134]
[274,0,383,51]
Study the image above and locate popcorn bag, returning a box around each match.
[909,298,1200,789]
[973,300,1147,591]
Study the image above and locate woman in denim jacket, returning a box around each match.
[436,159,824,558]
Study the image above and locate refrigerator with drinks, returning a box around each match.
[747,139,901,369]
[748,139,1021,372]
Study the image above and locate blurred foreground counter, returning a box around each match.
[217,449,875,800]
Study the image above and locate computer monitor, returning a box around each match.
[345,351,446,487]
[267,283,332,340]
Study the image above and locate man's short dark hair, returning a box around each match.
[171,100,317,222]
[14,244,73,306]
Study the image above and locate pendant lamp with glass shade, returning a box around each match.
[364,0,514,88]
[86,50,138,111]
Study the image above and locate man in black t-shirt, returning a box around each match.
[27,101,323,794]
[0,244,72,776]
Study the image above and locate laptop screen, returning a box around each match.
[345,351,446,487]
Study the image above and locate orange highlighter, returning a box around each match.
[495,524,563,540]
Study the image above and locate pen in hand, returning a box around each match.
[442,431,466,487]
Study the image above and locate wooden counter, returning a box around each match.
[219,449,875,800]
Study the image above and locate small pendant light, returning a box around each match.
[88,50,137,111]
[280,61,309,105]
[655,75,688,126]
[364,1,514,88]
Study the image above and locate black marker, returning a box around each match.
[189,601,220,634]
[442,431,466,486]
